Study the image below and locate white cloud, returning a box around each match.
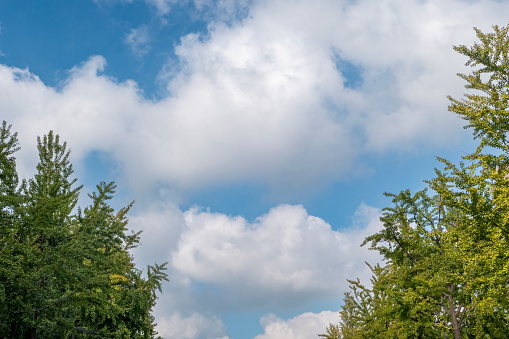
[129,202,186,267]
[171,203,382,309]
[156,312,230,339]
[125,202,381,336]
[125,25,152,57]
[4,1,509,193]
[255,311,339,339]
[0,57,145,182]
[0,50,351,193]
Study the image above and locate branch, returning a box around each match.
[14,276,48,297]
[433,235,443,255]
[392,234,418,263]
[429,302,442,318]
[74,327,100,334]
[34,294,70,313]
[458,303,476,326]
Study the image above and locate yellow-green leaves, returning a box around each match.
[450,24,509,153]
[328,25,509,339]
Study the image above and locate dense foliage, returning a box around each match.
[321,24,509,338]
[0,123,168,338]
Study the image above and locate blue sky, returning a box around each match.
[1,0,506,338]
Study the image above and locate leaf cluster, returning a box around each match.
[321,24,509,339]
[0,123,169,338]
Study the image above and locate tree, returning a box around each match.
[318,324,341,339]
[322,24,509,339]
[0,123,168,338]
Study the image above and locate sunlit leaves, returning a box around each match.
[326,24,509,339]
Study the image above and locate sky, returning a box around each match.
[0,0,507,338]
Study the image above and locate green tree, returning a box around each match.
[0,121,23,335]
[318,324,341,339]
[323,24,509,339]
[0,124,168,338]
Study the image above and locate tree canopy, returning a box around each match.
[322,24,509,339]
[0,122,168,338]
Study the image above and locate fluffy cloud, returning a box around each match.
[170,203,382,309]
[0,58,143,182]
[126,202,381,336]
[155,312,229,339]
[0,52,350,193]
[4,0,509,193]
[129,202,186,266]
[255,311,339,339]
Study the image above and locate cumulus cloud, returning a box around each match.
[255,311,339,339]
[4,0,509,193]
[129,202,186,267]
[126,202,381,336]
[0,51,349,193]
[0,57,144,182]
[155,312,229,339]
[170,203,382,309]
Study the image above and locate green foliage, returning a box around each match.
[0,124,168,338]
[449,24,509,153]
[318,324,341,339]
[322,24,509,339]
